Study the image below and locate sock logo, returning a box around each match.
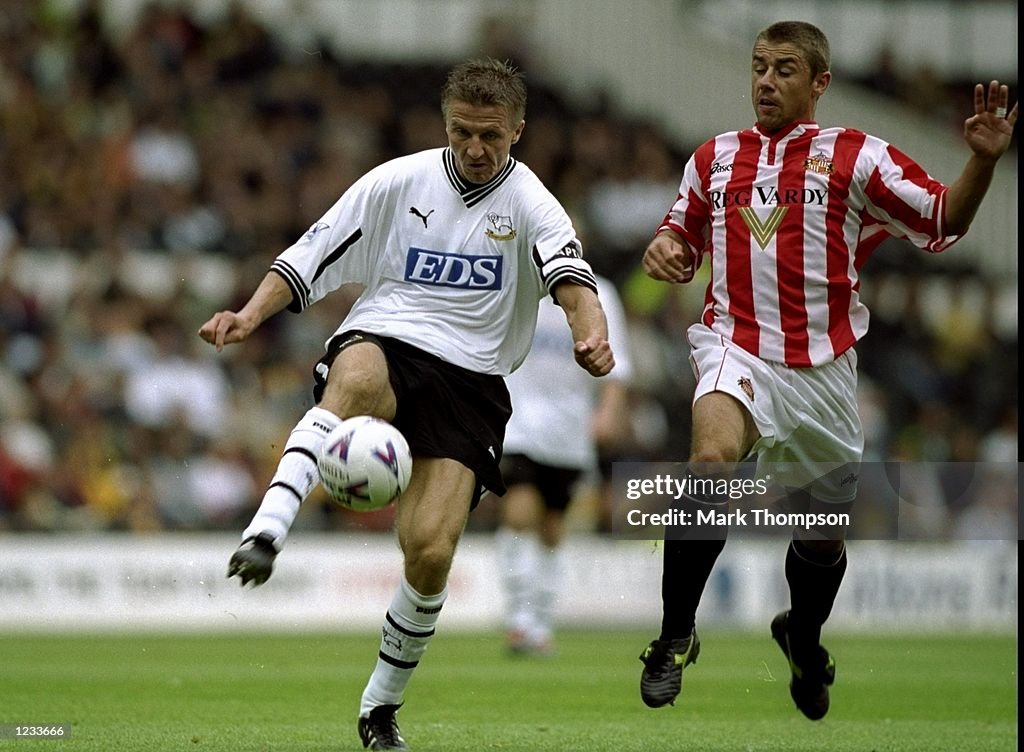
[381,626,403,651]
[415,605,442,615]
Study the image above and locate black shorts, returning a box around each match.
[499,453,582,512]
[313,331,512,502]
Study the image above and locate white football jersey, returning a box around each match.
[503,275,633,469]
[271,147,597,375]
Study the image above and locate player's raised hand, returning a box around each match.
[964,80,1017,160]
[198,273,294,351]
[643,229,698,284]
[574,336,614,377]
[198,310,257,352]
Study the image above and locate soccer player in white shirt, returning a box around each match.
[198,59,614,751]
[637,21,1016,720]
[497,274,633,656]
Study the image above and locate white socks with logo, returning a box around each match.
[242,406,340,549]
[360,575,446,716]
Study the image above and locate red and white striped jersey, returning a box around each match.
[658,121,961,367]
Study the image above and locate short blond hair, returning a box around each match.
[441,58,526,124]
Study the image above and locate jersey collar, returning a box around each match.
[752,120,818,141]
[442,148,518,208]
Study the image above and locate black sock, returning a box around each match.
[785,539,847,655]
[658,467,733,641]
[659,537,726,640]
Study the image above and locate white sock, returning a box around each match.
[496,527,539,634]
[360,575,446,716]
[531,545,562,644]
[242,406,339,549]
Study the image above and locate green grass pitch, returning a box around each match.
[0,629,1015,751]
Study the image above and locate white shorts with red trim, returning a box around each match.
[687,323,864,503]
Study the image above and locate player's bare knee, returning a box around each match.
[321,367,394,419]
[404,540,457,589]
[503,512,533,532]
[539,526,562,549]
[539,512,564,547]
[501,487,539,530]
[689,445,743,466]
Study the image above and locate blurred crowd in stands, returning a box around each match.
[0,2,1016,539]
[851,40,1018,149]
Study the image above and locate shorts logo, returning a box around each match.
[737,376,755,401]
[405,247,503,290]
[485,213,516,240]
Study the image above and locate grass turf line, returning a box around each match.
[0,630,1015,751]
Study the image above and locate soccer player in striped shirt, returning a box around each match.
[637,21,1016,720]
[199,59,614,751]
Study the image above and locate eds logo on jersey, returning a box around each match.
[405,248,503,290]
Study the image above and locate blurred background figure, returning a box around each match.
[496,274,633,655]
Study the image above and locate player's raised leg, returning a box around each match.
[227,405,340,586]
[358,457,474,751]
[228,338,396,586]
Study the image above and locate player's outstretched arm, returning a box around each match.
[945,80,1018,235]
[643,229,697,284]
[553,282,615,377]
[198,272,293,352]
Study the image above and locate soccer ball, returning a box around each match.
[317,416,412,511]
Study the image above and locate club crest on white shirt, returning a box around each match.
[485,213,517,240]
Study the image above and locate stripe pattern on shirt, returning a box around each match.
[658,122,958,367]
[272,228,363,312]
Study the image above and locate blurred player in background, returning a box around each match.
[497,273,633,656]
[638,21,1016,721]
[199,59,614,751]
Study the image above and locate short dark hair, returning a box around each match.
[441,58,527,124]
[755,21,831,78]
